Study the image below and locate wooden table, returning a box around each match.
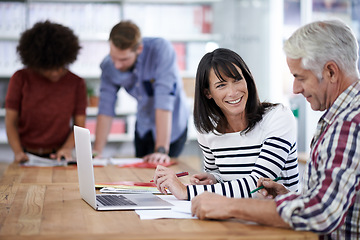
[0,157,318,240]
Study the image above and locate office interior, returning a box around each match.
[0,0,359,163]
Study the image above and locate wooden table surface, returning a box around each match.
[0,157,318,240]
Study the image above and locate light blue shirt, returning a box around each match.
[98,37,189,142]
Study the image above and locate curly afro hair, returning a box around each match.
[17,20,81,70]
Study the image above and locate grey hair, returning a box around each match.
[283,19,359,79]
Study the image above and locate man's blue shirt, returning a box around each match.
[98,37,189,142]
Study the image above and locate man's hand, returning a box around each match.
[257,177,290,199]
[92,150,102,159]
[192,191,290,228]
[153,165,187,199]
[191,192,233,220]
[190,173,217,185]
[143,152,170,164]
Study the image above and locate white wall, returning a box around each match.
[213,0,285,104]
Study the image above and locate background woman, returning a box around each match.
[5,21,87,163]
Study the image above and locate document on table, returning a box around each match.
[99,186,162,194]
[110,157,176,168]
[21,154,106,167]
[21,153,67,167]
[109,157,144,166]
[135,195,197,220]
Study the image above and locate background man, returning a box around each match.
[93,21,189,163]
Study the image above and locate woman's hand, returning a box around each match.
[190,173,217,185]
[257,177,290,199]
[14,151,29,163]
[153,165,188,200]
[52,148,73,162]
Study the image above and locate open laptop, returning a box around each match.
[74,125,173,211]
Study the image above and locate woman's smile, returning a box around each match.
[226,97,242,104]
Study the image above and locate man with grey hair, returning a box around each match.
[190,20,360,239]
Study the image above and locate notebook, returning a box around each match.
[74,125,173,211]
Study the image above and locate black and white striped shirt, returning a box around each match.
[187,105,299,200]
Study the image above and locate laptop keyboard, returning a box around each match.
[97,195,137,206]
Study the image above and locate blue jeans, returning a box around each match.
[134,127,188,158]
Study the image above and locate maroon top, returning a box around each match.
[5,68,87,149]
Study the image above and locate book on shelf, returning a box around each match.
[85,118,126,135]
[172,42,186,71]
[123,4,213,37]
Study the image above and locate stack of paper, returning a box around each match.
[135,195,197,220]
[91,159,108,167]
[100,186,161,194]
[109,157,144,166]
[110,158,176,168]
[21,154,67,167]
[96,181,164,194]
[20,154,108,167]
[19,155,177,168]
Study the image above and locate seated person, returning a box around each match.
[5,20,87,163]
[153,48,299,200]
[191,20,360,240]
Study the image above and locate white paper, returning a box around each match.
[91,159,108,166]
[109,157,143,166]
[20,154,109,167]
[100,187,162,194]
[135,195,196,220]
[21,153,67,167]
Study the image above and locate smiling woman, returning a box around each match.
[204,64,249,132]
[153,48,299,201]
[194,48,277,135]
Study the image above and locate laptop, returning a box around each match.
[74,125,173,211]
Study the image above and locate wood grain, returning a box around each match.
[0,157,318,240]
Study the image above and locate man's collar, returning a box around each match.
[322,81,360,124]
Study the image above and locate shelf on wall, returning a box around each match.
[86,107,136,117]
[0,0,219,78]
[0,0,217,147]
[90,133,133,142]
[0,107,136,117]
[123,0,221,3]
[0,133,134,145]
[0,37,21,41]
[27,0,220,3]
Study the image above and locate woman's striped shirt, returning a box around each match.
[187,104,299,200]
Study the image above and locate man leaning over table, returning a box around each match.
[93,20,189,163]
[190,20,360,240]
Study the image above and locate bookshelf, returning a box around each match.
[0,0,220,144]
[0,0,221,77]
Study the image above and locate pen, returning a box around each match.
[150,171,189,182]
[250,177,281,194]
[175,171,189,177]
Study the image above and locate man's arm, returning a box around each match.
[155,108,172,153]
[191,192,290,228]
[143,109,172,163]
[93,114,113,157]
